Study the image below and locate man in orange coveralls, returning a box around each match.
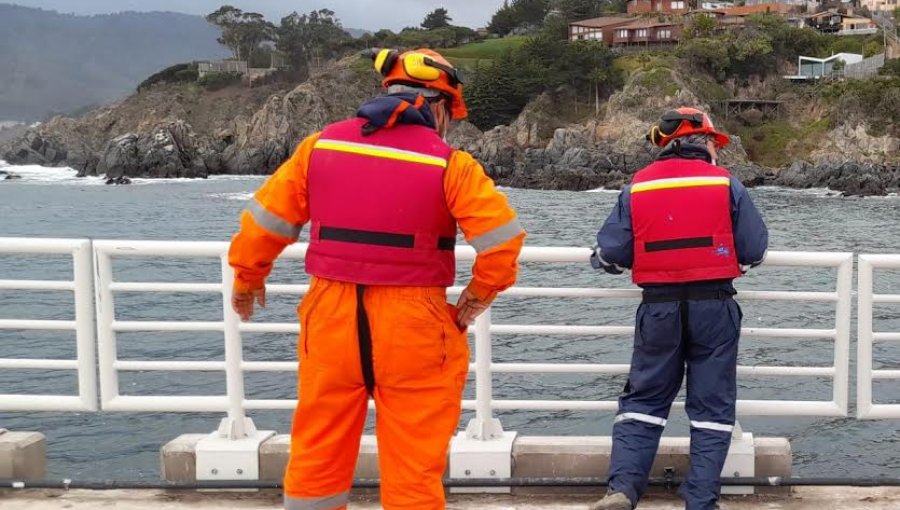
[228,48,525,510]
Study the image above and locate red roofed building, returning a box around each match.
[569,17,637,44]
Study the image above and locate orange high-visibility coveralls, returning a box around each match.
[229,133,525,510]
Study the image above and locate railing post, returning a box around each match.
[219,258,250,439]
[72,239,98,411]
[450,307,517,492]
[466,308,505,441]
[193,256,275,481]
[94,248,120,410]
[857,256,875,419]
[833,255,853,415]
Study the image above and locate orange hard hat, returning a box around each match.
[372,48,468,120]
[647,107,730,149]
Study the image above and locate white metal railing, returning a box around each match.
[0,238,868,429]
[87,240,854,432]
[857,255,900,419]
[0,238,97,411]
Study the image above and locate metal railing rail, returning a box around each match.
[857,255,900,419]
[0,237,97,411]
[89,240,853,431]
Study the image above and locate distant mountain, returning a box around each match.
[345,28,370,38]
[0,4,229,121]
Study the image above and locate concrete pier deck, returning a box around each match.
[3,488,900,510]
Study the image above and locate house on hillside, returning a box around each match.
[860,0,899,12]
[783,52,863,79]
[686,3,794,31]
[569,17,636,43]
[198,60,248,78]
[627,0,689,15]
[611,18,683,47]
[742,0,807,6]
[701,1,735,9]
[805,10,878,35]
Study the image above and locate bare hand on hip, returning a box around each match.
[455,288,492,327]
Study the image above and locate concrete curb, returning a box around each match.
[162,434,791,495]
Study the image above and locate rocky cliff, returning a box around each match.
[2,58,381,178]
[3,56,898,195]
[451,65,768,191]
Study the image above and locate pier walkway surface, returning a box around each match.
[3,488,900,510]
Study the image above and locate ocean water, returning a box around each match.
[1,164,899,480]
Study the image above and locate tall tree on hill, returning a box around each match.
[489,0,551,35]
[276,9,350,78]
[206,5,274,62]
[422,8,453,29]
[553,0,607,21]
[206,5,275,60]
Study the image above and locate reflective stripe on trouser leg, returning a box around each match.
[284,492,349,510]
[680,298,741,510]
[609,301,686,507]
[284,278,369,509]
[366,286,471,510]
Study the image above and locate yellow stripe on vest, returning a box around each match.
[631,176,731,194]
[314,139,448,168]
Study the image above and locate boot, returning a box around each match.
[587,491,633,510]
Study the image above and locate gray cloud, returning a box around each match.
[5,0,503,30]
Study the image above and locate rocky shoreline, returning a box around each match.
[2,59,898,196]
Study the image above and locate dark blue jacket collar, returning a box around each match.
[357,93,436,135]
[656,141,713,163]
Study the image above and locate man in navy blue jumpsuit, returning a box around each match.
[588,108,768,510]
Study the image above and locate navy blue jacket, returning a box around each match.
[592,144,769,286]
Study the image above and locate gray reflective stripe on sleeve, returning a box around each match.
[247,198,302,240]
[467,218,523,253]
[284,491,349,510]
[614,412,667,427]
[690,420,734,433]
[595,248,624,272]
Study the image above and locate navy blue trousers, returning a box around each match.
[608,291,742,510]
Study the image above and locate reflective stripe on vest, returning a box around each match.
[631,176,730,194]
[630,159,741,285]
[305,118,457,287]
[314,139,448,168]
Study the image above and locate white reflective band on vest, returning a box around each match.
[690,420,734,433]
[615,412,667,427]
[284,491,349,510]
[467,218,523,253]
[246,198,302,240]
[630,176,731,194]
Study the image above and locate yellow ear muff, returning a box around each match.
[374,49,399,76]
[649,125,663,146]
[402,53,441,82]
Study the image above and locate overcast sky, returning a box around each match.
[5,1,503,30]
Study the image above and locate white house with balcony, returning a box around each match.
[784,52,863,80]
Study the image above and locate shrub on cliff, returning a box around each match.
[817,77,900,137]
[466,36,619,129]
[137,63,199,92]
[198,71,242,91]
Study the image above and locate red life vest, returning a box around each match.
[304,118,457,286]
[630,158,742,285]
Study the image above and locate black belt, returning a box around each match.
[320,226,455,251]
[641,288,734,304]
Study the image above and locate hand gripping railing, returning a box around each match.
[857,255,900,419]
[0,237,97,412]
